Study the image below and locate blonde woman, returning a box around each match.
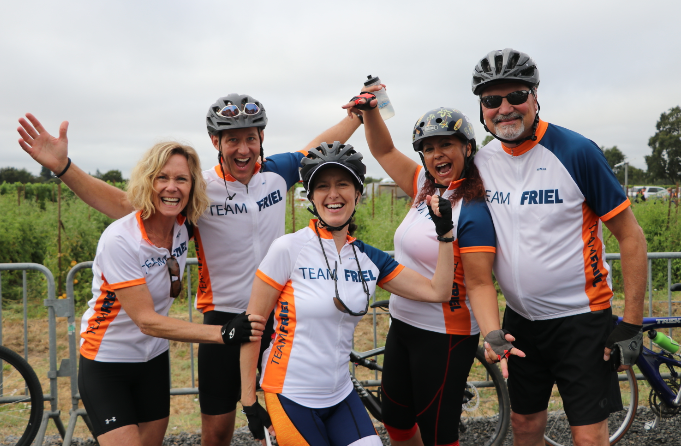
[16,130,266,445]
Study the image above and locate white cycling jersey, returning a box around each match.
[80,211,189,362]
[390,166,496,335]
[256,220,404,408]
[474,120,629,321]
[194,152,305,314]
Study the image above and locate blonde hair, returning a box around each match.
[127,141,209,225]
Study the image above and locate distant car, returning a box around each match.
[293,187,309,205]
[629,186,669,200]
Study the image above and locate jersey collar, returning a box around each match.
[136,211,187,246]
[500,120,549,157]
[308,219,357,243]
[447,178,465,191]
[213,162,262,182]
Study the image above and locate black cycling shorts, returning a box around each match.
[198,310,275,415]
[381,317,479,445]
[504,306,622,426]
[78,350,170,437]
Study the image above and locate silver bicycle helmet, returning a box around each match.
[472,48,540,96]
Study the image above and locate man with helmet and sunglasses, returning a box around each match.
[16,94,362,446]
[471,48,647,445]
[239,141,457,445]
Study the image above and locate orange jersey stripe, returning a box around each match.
[459,246,496,254]
[581,202,613,311]
[378,264,405,287]
[80,278,123,360]
[256,270,285,292]
[443,242,472,334]
[108,278,146,290]
[601,199,630,222]
[412,165,422,197]
[194,227,215,312]
[262,281,297,393]
[264,392,310,445]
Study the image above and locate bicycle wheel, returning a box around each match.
[0,345,44,446]
[459,346,511,446]
[351,348,384,422]
[544,368,638,446]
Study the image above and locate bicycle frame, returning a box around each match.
[617,316,681,408]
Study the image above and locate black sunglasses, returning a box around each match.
[166,256,182,298]
[217,102,261,118]
[480,90,532,109]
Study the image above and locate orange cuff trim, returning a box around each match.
[256,270,285,292]
[378,264,405,287]
[297,149,309,157]
[108,278,146,290]
[413,165,422,197]
[600,199,630,222]
[459,246,496,254]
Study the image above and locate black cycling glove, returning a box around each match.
[349,92,377,110]
[221,312,254,345]
[606,321,643,370]
[427,197,454,239]
[242,400,272,440]
[484,329,514,361]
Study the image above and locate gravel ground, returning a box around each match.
[5,408,681,445]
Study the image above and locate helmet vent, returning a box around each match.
[520,66,535,77]
[420,122,425,127]
[481,59,491,73]
[494,55,503,74]
[435,118,442,123]
[508,53,520,69]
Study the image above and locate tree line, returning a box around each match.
[0,167,126,184]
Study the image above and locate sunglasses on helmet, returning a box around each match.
[166,256,182,298]
[217,102,261,118]
[480,90,532,109]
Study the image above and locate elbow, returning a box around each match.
[435,290,451,303]
[137,319,159,338]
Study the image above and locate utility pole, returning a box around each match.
[614,161,629,196]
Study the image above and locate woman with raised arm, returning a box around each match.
[19,138,264,446]
[239,142,456,446]
[343,93,524,446]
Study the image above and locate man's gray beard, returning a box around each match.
[493,113,525,141]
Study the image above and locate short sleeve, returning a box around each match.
[351,241,404,286]
[256,236,294,291]
[540,124,629,220]
[98,234,146,289]
[457,199,496,254]
[261,152,306,191]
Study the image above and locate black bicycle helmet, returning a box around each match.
[301,142,366,196]
[206,93,267,135]
[471,48,540,96]
[412,108,477,185]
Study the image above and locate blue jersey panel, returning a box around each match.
[540,124,627,218]
[457,198,496,248]
[261,152,305,191]
[352,240,400,282]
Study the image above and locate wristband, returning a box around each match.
[437,236,454,242]
[55,158,72,178]
[354,113,364,124]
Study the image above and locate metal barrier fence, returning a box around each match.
[0,263,65,446]
[3,252,681,444]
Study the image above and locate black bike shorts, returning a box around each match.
[504,306,622,426]
[198,310,275,415]
[381,317,479,445]
[78,350,170,437]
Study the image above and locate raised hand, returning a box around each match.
[17,113,70,174]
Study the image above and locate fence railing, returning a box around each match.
[2,252,681,444]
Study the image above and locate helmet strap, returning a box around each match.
[418,152,448,190]
[306,205,356,232]
[257,128,264,163]
[218,136,236,201]
[479,93,542,146]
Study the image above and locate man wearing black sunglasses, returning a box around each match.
[472,48,647,446]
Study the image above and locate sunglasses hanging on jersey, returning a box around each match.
[480,90,532,109]
[314,225,372,317]
[217,103,261,118]
[166,256,182,298]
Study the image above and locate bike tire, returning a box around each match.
[458,346,511,446]
[0,345,44,446]
[544,368,638,446]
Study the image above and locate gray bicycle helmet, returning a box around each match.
[471,48,540,96]
[302,142,366,196]
[206,93,268,136]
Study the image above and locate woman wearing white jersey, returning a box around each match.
[239,142,456,446]
[343,93,524,446]
[13,137,265,446]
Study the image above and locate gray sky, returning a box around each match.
[2,0,679,179]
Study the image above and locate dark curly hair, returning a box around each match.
[415,160,486,207]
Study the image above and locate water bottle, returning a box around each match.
[648,329,680,353]
[364,75,395,120]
